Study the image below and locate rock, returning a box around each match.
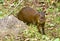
[0,15,28,40]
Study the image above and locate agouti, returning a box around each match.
[17,7,45,34]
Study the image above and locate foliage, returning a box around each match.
[0,0,4,4]
[0,0,60,41]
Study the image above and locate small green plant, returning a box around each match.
[0,0,4,4]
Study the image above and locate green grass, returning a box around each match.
[0,1,60,41]
[1,24,60,41]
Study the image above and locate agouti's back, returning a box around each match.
[17,7,39,23]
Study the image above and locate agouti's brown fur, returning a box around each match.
[17,7,45,34]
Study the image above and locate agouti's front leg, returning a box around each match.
[37,22,45,35]
[41,22,45,35]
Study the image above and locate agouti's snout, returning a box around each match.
[17,7,45,34]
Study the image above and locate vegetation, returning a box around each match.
[0,0,60,41]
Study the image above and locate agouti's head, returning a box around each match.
[36,12,45,24]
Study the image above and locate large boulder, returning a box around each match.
[0,15,28,41]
